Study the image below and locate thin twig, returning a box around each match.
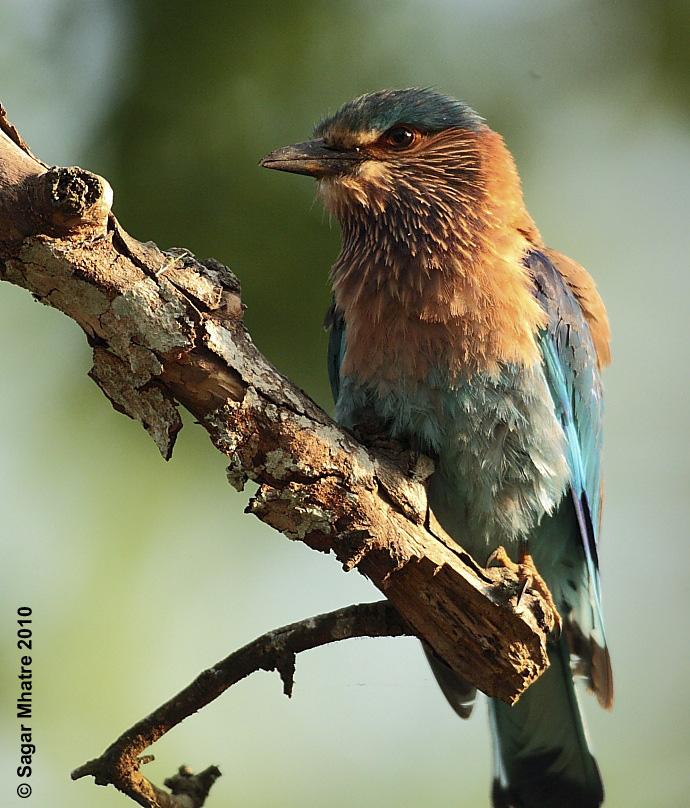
[71,602,411,807]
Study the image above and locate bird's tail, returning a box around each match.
[489,636,603,808]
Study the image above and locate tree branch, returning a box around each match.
[0,104,557,803]
[71,601,410,806]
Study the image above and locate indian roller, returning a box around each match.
[261,88,613,808]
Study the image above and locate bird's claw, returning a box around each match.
[486,546,515,571]
[515,574,532,610]
[408,450,435,482]
[486,545,562,637]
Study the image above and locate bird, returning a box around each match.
[261,87,613,808]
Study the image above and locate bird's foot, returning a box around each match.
[486,546,562,637]
[407,450,435,482]
[352,424,401,457]
[351,412,399,454]
[352,415,434,480]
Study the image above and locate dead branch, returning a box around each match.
[0,104,558,805]
[71,601,410,807]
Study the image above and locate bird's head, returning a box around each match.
[261,89,544,381]
[260,88,529,255]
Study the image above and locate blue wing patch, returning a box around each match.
[527,249,613,709]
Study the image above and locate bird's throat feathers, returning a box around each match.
[322,127,548,387]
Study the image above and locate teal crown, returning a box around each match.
[314,88,484,137]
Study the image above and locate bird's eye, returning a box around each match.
[383,126,416,149]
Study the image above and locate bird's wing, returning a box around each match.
[542,247,611,371]
[325,298,346,402]
[527,249,613,710]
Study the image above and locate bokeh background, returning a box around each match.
[1,2,689,807]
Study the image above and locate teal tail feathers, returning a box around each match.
[489,637,603,808]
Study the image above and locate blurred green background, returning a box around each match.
[1,1,689,806]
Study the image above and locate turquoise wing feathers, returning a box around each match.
[527,249,612,709]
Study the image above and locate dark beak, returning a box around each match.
[260,138,359,178]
